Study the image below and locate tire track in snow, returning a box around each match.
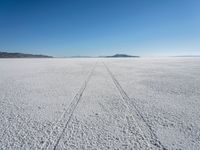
[40,63,97,150]
[56,64,150,149]
[103,62,167,150]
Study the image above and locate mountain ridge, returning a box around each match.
[106,54,139,58]
[0,51,53,58]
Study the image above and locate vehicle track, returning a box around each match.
[103,62,167,150]
[40,63,97,150]
[55,64,151,149]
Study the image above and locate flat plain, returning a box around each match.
[0,58,200,149]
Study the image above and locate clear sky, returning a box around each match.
[0,0,200,57]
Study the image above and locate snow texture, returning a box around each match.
[0,58,200,150]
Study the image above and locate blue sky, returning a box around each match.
[0,0,200,56]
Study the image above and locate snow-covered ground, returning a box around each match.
[0,58,200,149]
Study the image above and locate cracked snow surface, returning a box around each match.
[0,58,200,150]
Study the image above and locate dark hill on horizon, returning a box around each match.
[106,54,139,58]
[0,51,53,58]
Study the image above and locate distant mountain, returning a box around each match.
[0,51,53,58]
[106,54,139,58]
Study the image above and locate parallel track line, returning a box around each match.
[103,62,166,150]
[40,63,97,150]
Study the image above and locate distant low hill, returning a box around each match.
[106,54,139,58]
[0,51,53,58]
